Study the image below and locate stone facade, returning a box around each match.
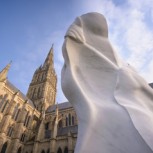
[0,46,78,153]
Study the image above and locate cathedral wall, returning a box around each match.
[0,81,40,153]
[0,80,78,153]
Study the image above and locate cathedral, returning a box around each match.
[1,46,153,153]
[0,46,78,153]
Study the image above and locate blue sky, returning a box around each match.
[0,0,153,103]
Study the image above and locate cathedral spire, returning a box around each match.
[0,61,12,82]
[44,44,54,67]
[26,44,57,112]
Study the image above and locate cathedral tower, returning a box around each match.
[26,45,57,112]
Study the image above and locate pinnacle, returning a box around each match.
[0,61,12,82]
[44,44,54,66]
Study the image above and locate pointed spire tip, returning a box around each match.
[0,61,12,82]
[50,43,54,53]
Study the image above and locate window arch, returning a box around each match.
[24,112,30,127]
[38,87,41,97]
[0,94,7,109]
[58,120,62,128]
[12,104,19,120]
[41,150,45,153]
[7,125,14,137]
[14,109,20,121]
[0,95,3,106]
[68,114,71,126]
[65,114,75,126]
[20,132,26,142]
[44,122,51,139]
[57,147,62,153]
[66,117,68,127]
[41,73,44,81]
[47,149,50,153]
[72,116,75,125]
[26,116,31,127]
[45,122,49,130]
[1,100,9,113]
[1,142,8,153]
[42,73,46,80]
[17,147,22,153]
[32,88,36,99]
[64,147,68,153]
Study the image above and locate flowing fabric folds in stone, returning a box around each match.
[62,12,153,153]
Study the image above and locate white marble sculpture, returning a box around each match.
[61,12,153,153]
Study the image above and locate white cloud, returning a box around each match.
[81,0,153,83]
[6,0,153,103]
[53,0,153,102]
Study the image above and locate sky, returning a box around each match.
[0,0,153,103]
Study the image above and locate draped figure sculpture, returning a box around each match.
[61,12,153,153]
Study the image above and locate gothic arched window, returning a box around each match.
[0,94,7,109]
[57,147,62,153]
[17,147,22,153]
[66,117,68,127]
[68,114,71,126]
[43,73,46,80]
[44,122,51,139]
[12,104,19,119]
[58,120,62,128]
[24,112,29,126]
[45,122,50,130]
[1,100,9,113]
[41,73,44,81]
[41,150,45,153]
[72,116,75,125]
[38,87,41,98]
[64,147,68,153]
[25,116,31,127]
[20,133,26,142]
[47,149,50,153]
[7,126,13,137]
[14,109,20,121]
[32,88,36,99]
[1,142,8,153]
[0,95,3,106]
